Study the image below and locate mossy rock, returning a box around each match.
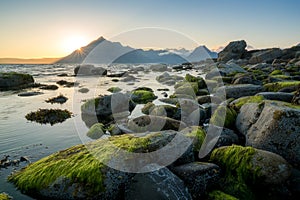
[130,89,157,104]
[25,109,72,126]
[174,82,198,97]
[141,102,155,114]
[107,87,122,93]
[8,131,188,199]
[0,72,34,90]
[184,74,206,89]
[210,106,237,128]
[86,123,105,139]
[181,126,206,152]
[0,193,12,200]
[208,190,238,200]
[263,81,300,92]
[230,95,265,111]
[209,145,291,200]
[270,70,283,76]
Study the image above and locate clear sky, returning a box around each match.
[0,0,299,58]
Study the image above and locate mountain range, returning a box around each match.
[56,37,217,64]
[0,37,217,64]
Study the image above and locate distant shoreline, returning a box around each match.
[0,58,60,64]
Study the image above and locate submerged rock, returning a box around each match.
[0,72,34,90]
[25,109,72,125]
[18,91,43,97]
[45,94,68,104]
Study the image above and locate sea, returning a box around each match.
[0,63,200,199]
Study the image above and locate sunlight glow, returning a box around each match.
[62,36,88,53]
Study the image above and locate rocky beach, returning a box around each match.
[0,40,299,200]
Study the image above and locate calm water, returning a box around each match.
[0,64,199,199]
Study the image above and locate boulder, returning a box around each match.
[74,64,107,76]
[171,162,221,199]
[156,72,183,86]
[86,123,105,139]
[81,94,136,125]
[249,48,283,64]
[210,145,292,199]
[236,101,300,168]
[150,64,168,72]
[9,131,203,200]
[125,164,192,200]
[256,92,294,103]
[216,84,264,99]
[218,40,247,62]
[0,72,34,90]
[205,63,246,79]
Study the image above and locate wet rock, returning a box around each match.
[106,71,126,77]
[18,91,43,97]
[39,84,58,90]
[0,72,34,91]
[156,72,183,86]
[206,62,246,79]
[172,162,221,199]
[56,80,79,87]
[210,106,237,129]
[45,94,68,104]
[78,88,89,93]
[125,164,192,200]
[130,88,157,104]
[217,40,247,62]
[107,87,122,93]
[142,102,181,120]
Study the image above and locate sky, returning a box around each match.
[0,0,299,58]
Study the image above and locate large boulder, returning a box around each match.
[256,92,294,103]
[0,72,34,90]
[8,131,196,200]
[74,64,107,76]
[81,94,136,126]
[249,48,283,64]
[216,84,264,99]
[236,101,300,168]
[210,145,292,199]
[171,162,221,199]
[217,40,247,62]
[205,62,246,79]
[125,164,192,200]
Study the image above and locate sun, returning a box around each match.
[62,36,88,53]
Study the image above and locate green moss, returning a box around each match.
[107,87,122,93]
[25,109,72,125]
[209,145,260,200]
[0,72,32,80]
[86,123,105,139]
[231,95,264,111]
[184,126,206,152]
[141,102,155,114]
[184,73,206,89]
[210,106,237,128]
[0,193,12,200]
[131,90,157,104]
[264,81,300,92]
[270,75,291,80]
[8,132,159,195]
[208,190,238,200]
[270,70,283,76]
